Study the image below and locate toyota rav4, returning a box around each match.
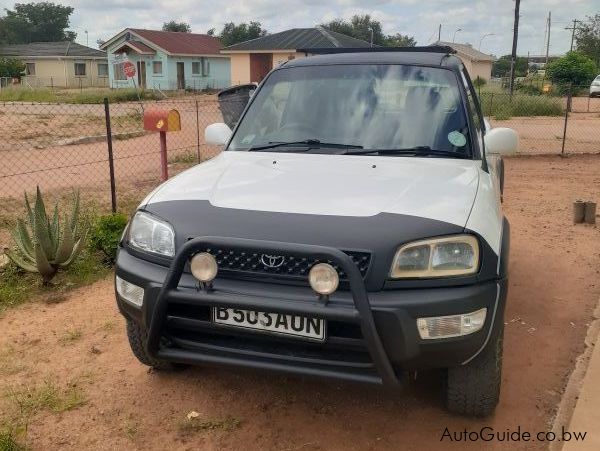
[115,47,518,417]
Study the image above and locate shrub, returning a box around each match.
[89,213,128,263]
[546,51,597,90]
[480,92,563,118]
[516,84,542,95]
[0,58,25,79]
[473,76,487,88]
[4,188,87,285]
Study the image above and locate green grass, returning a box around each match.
[0,249,110,313]
[0,87,162,104]
[178,416,241,435]
[168,151,199,165]
[59,328,83,345]
[480,92,564,120]
[0,429,25,451]
[8,380,87,416]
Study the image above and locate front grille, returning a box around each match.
[193,246,371,281]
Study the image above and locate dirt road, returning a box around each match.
[1,155,600,450]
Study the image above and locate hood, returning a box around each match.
[146,151,480,228]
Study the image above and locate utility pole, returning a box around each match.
[566,19,578,51]
[545,12,551,67]
[438,24,441,42]
[509,0,521,95]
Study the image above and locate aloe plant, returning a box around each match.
[4,187,87,284]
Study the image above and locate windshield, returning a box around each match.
[228,64,471,155]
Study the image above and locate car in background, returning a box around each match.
[591,75,600,97]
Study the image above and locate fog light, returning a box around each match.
[309,263,339,295]
[190,252,218,282]
[417,308,487,339]
[116,276,144,307]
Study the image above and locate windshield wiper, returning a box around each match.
[247,139,363,152]
[343,146,467,158]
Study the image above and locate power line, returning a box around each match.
[565,19,579,51]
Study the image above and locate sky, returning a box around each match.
[1,0,598,56]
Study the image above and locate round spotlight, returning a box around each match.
[309,263,339,295]
[190,252,218,282]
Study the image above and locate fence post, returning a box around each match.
[104,98,118,213]
[489,93,494,115]
[195,99,201,163]
[561,85,572,156]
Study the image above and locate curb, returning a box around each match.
[549,300,600,451]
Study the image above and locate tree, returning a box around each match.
[0,2,75,44]
[385,33,416,47]
[321,15,416,47]
[218,22,267,47]
[546,51,597,88]
[162,21,191,33]
[206,28,215,36]
[0,57,25,78]
[492,55,528,78]
[575,14,600,67]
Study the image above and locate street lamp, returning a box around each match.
[479,33,495,51]
[85,30,88,47]
[452,28,462,43]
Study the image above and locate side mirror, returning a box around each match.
[485,127,518,156]
[205,123,232,146]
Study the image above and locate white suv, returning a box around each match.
[591,75,600,97]
[115,47,519,417]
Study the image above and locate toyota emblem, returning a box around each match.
[260,254,285,268]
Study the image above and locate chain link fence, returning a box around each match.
[480,85,600,155]
[0,96,225,248]
[1,86,600,247]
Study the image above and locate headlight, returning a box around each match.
[390,235,479,278]
[128,211,175,257]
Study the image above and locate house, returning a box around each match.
[0,42,108,88]
[221,27,372,84]
[436,41,494,81]
[100,29,230,90]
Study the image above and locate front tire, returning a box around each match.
[126,319,178,370]
[446,326,503,417]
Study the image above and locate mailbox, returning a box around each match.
[143,109,181,132]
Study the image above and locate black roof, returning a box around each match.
[223,27,372,51]
[0,41,106,58]
[283,49,462,69]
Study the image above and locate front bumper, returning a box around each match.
[116,237,508,385]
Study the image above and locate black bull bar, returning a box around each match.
[146,237,400,385]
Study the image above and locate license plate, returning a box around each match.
[212,307,326,341]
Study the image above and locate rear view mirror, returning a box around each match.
[205,123,232,146]
[485,128,518,156]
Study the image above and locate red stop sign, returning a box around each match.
[123,61,136,78]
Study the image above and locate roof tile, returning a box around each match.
[129,29,222,55]
[223,27,372,51]
[0,41,106,58]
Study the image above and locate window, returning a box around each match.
[192,61,201,75]
[25,63,35,76]
[97,63,109,77]
[229,64,470,155]
[152,61,162,75]
[113,63,126,80]
[74,62,86,76]
[201,57,210,76]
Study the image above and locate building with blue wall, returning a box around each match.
[100,28,230,90]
